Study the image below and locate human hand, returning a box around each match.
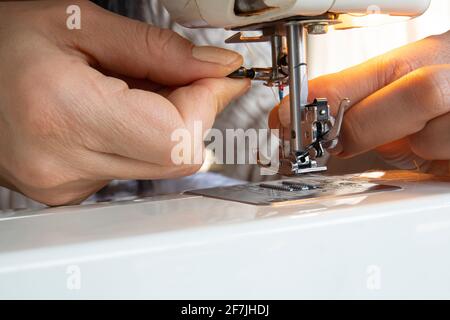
[269,31,450,175]
[0,0,249,205]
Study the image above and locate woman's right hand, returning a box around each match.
[269,31,450,175]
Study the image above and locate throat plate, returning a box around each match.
[187,175,401,206]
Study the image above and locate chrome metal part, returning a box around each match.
[188,176,401,206]
[228,67,274,81]
[306,22,329,35]
[322,98,352,149]
[225,31,271,44]
[286,21,307,155]
[226,16,351,176]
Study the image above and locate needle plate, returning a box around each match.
[187,175,401,206]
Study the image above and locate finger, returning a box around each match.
[63,2,243,86]
[87,74,249,166]
[160,77,250,165]
[84,151,202,181]
[375,138,430,170]
[92,88,185,166]
[376,139,450,175]
[309,32,450,109]
[167,78,251,132]
[74,65,186,165]
[338,65,450,158]
[269,32,450,130]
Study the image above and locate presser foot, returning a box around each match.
[274,98,352,177]
[278,155,327,176]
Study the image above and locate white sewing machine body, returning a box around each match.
[161,0,431,28]
[1,172,450,299]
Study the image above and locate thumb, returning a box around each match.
[65,2,243,86]
[168,78,251,132]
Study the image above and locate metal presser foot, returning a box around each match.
[227,15,351,176]
[277,97,352,176]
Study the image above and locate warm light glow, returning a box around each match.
[360,171,386,179]
[336,13,411,29]
[308,0,450,79]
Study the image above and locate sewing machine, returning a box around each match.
[2,0,450,299]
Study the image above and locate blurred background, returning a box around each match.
[309,0,450,78]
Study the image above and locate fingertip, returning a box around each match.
[238,78,252,95]
[228,76,251,88]
[220,78,251,111]
[193,77,251,114]
[227,51,244,71]
[210,77,250,98]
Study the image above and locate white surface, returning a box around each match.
[161,0,430,28]
[1,173,450,299]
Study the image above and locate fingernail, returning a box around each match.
[192,46,242,66]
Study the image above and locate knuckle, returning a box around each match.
[381,54,415,86]
[143,24,181,57]
[407,66,450,119]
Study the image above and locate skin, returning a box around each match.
[269,31,450,175]
[0,0,250,205]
